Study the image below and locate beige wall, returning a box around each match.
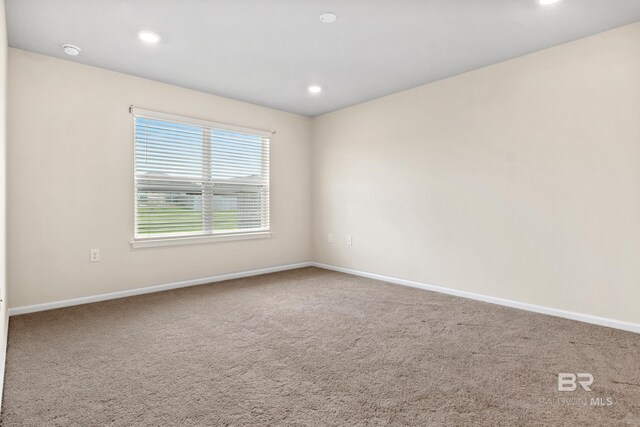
[312,23,640,324]
[7,48,312,308]
[0,0,7,405]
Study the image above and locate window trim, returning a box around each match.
[130,231,272,249]
[130,107,274,247]
[130,107,274,138]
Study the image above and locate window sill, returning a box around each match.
[131,231,272,248]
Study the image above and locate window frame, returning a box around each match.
[130,107,273,248]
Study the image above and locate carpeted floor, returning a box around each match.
[2,267,639,426]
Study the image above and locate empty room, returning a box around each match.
[0,0,638,425]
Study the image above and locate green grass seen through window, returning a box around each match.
[137,208,239,234]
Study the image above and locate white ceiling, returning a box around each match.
[6,0,640,117]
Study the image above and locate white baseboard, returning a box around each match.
[8,262,313,316]
[9,260,639,334]
[311,262,640,334]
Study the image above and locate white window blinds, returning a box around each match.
[132,108,271,242]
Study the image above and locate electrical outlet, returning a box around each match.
[347,235,352,246]
[328,233,333,244]
[90,249,100,262]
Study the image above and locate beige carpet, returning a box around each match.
[2,267,639,426]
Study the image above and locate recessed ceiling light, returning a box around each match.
[537,0,561,5]
[319,12,337,23]
[308,85,322,94]
[62,44,81,56]
[138,30,161,44]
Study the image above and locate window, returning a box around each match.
[132,108,271,246]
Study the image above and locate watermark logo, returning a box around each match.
[537,373,614,407]
[558,373,593,392]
